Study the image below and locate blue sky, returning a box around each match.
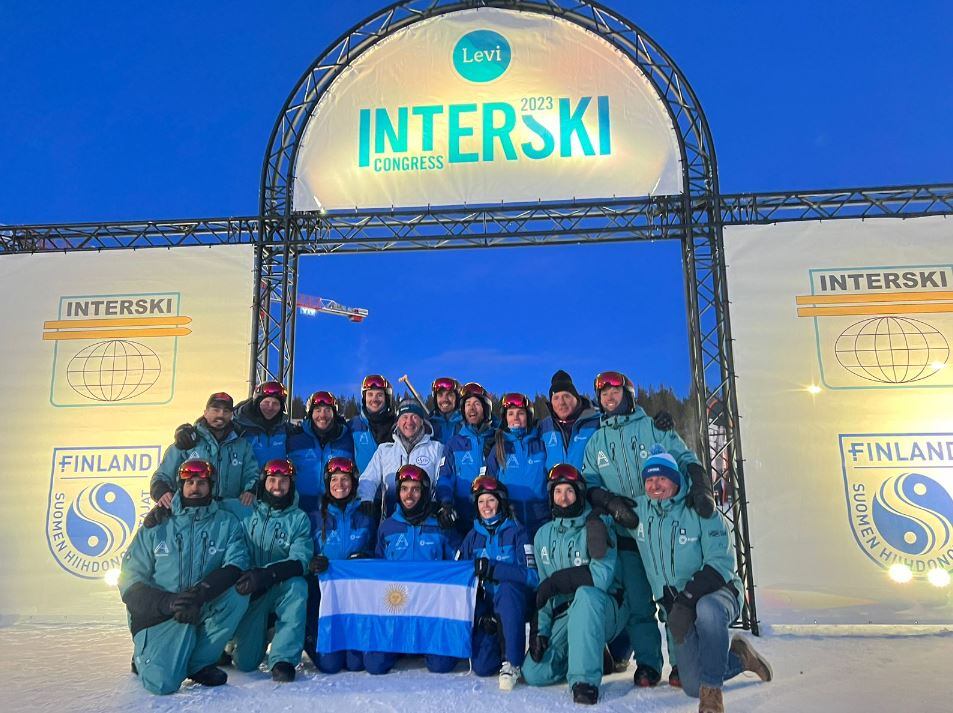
[2,1,951,400]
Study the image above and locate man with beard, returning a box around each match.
[428,376,463,444]
[152,392,259,517]
[349,374,396,471]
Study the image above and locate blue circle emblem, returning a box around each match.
[453,30,511,83]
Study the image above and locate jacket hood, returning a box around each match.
[600,404,648,427]
[551,503,593,529]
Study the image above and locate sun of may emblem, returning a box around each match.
[384,584,409,613]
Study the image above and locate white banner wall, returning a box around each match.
[293,7,682,210]
[0,246,255,621]
[725,217,953,624]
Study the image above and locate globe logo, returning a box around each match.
[834,316,949,384]
[66,339,162,401]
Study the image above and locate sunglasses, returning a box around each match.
[308,391,338,410]
[547,463,585,484]
[432,377,458,393]
[362,374,390,391]
[501,392,531,410]
[262,459,295,478]
[594,371,628,390]
[470,475,504,494]
[179,459,214,480]
[325,456,357,476]
[258,381,287,400]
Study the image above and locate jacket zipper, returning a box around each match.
[175,533,184,591]
[259,511,272,564]
[199,529,209,575]
[669,520,678,581]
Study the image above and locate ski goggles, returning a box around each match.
[431,377,458,394]
[396,464,429,484]
[257,381,287,401]
[307,390,338,411]
[325,456,357,476]
[460,382,488,400]
[470,475,505,495]
[262,458,295,479]
[361,374,390,391]
[594,371,628,391]
[206,391,234,409]
[546,463,585,485]
[178,459,215,481]
[500,392,531,410]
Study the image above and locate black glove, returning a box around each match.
[667,596,696,644]
[142,504,170,528]
[474,557,494,581]
[477,614,499,635]
[658,585,677,615]
[585,513,609,559]
[171,589,204,625]
[309,554,330,575]
[535,566,594,609]
[686,462,716,518]
[653,410,675,432]
[357,500,377,519]
[235,568,273,596]
[436,503,457,530]
[529,634,549,663]
[174,423,197,450]
[589,488,639,529]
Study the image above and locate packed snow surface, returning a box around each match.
[1,624,949,712]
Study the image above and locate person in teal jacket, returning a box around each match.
[231,458,313,682]
[151,392,259,518]
[119,459,249,695]
[581,370,715,688]
[634,450,772,712]
[523,464,627,706]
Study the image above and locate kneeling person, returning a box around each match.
[119,459,249,695]
[365,464,458,675]
[523,464,627,706]
[231,459,313,682]
[457,476,538,689]
[635,450,772,713]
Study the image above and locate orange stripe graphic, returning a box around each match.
[796,303,953,318]
[795,290,953,306]
[43,316,192,329]
[42,328,192,340]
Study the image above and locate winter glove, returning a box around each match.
[142,504,170,528]
[174,423,197,450]
[309,554,330,575]
[171,589,204,625]
[535,566,594,609]
[667,595,696,644]
[589,488,639,529]
[477,614,499,635]
[528,634,549,663]
[235,568,273,597]
[357,500,377,520]
[474,557,494,581]
[585,512,610,559]
[653,410,675,432]
[686,462,716,518]
[658,585,678,615]
[436,503,458,530]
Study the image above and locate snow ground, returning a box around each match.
[0,624,950,713]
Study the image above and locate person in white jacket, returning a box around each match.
[357,398,444,520]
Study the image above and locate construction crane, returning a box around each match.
[296,293,368,322]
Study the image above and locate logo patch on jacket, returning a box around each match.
[154,541,169,557]
[415,455,431,467]
[461,452,473,465]
[597,451,610,468]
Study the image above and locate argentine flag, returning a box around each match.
[317,560,478,658]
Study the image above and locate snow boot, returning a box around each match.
[271,661,296,682]
[217,650,233,666]
[633,663,661,687]
[188,665,228,687]
[130,657,138,675]
[571,682,599,705]
[499,661,520,691]
[698,685,724,713]
[730,635,773,682]
[668,665,681,687]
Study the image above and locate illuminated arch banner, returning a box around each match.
[0,246,254,621]
[725,216,953,624]
[293,7,682,211]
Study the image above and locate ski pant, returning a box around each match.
[523,586,627,690]
[471,581,529,675]
[617,537,666,672]
[231,576,307,672]
[303,576,365,673]
[675,587,743,698]
[364,651,459,675]
[132,587,248,695]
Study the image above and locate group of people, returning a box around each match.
[118,371,772,713]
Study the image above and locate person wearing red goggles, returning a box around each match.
[348,374,396,472]
[429,377,463,444]
[226,381,297,471]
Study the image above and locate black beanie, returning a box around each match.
[549,370,579,400]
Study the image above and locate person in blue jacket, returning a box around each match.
[429,376,463,444]
[287,390,354,516]
[304,456,375,673]
[231,458,313,682]
[633,450,772,712]
[486,392,549,537]
[539,370,602,472]
[436,381,497,538]
[456,475,538,690]
[349,374,396,471]
[365,464,458,675]
[119,459,249,695]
